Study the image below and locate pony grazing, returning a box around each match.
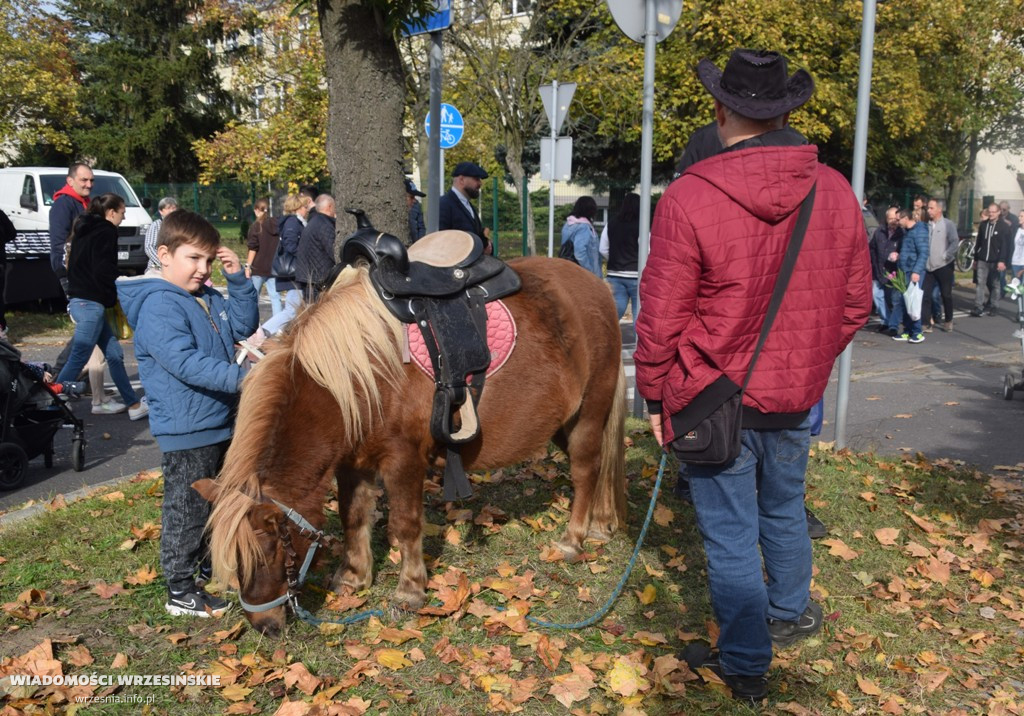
[195,256,626,635]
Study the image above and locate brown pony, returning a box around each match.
[195,257,627,635]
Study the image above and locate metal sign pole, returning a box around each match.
[632,0,657,418]
[547,79,558,258]
[835,0,877,448]
[427,31,442,233]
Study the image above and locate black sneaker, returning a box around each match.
[680,643,768,704]
[805,508,827,539]
[767,602,823,647]
[969,309,984,317]
[195,562,213,589]
[165,587,230,618]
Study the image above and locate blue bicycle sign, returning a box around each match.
[424,103,464,149]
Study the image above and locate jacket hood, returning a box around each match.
[117,274,215,327]
[53,184,89,209]
[687,144,819,223]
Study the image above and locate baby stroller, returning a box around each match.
[1003,278,1024,401]
[0,337,86,490]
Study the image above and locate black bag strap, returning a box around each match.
[741,182,817,393]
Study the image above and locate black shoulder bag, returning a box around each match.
[671,183,817,466]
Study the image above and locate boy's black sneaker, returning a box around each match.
[195,563,214,589]
[166,587,230,618]
[680,642,768,704]
[767,602,823,647]
[805,508,827,539]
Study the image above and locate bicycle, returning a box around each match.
[955,236,975,272]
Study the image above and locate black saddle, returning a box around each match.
[339,210,521,500]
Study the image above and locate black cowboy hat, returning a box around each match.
[696,49,814,120]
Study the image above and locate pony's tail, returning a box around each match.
[593,358,628,531]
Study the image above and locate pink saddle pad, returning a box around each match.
[406,299,517,379]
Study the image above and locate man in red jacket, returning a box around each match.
[635,49,871,703]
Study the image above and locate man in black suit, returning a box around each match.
[438,161,491,253]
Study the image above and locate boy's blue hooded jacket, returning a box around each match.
[116,271,259,452]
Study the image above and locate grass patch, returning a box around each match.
[1,429,1022,715]
[4,310,74,344]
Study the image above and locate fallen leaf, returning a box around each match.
[101,491,125,502]
[637,584,657,605]
[221,683,254,702]
[893,414,913,419]
[857,675,882,696]
[652,504,674,527]
[92,581,126,599]
[874,528,900,546]
[821,539,860,561]
[375,648,413,670]
[125,565,157,585]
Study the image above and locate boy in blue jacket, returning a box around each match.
[892,208,930,344]
[117,211,258,617]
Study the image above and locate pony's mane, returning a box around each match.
[207,265,404,589]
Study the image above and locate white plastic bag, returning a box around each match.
[904,281,924,321]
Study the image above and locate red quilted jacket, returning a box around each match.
[634,143,872,443]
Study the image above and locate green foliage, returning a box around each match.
[0,0,79,154]
[193,4,327,185]
[61,0,235,181]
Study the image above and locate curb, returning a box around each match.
[0,468,160,530]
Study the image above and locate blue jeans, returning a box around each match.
[261,289,301,335]
[686,420,813,676]
[871,280,887,323]
[251,274,282,315]
[56,299,138,406]
[607,276,638,321]
[885,285,902,331]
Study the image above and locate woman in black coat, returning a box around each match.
[54,193,146,419]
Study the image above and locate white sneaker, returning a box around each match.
[128,399,149,421]
[92,401,127,415]
[1014,328,1024,339]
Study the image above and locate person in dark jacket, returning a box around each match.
[971,202,1014,316]
[49,163,93,280]
[892,209,929,343]
[406,179,426,244]
[635,49,871,704]
[244,198,281,316]
[600,192,640,320]
[54,193,147,419]
[438,161,490,253]
[295,194,336,301]
[868,206,899,330]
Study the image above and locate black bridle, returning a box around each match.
[237,499,333,614]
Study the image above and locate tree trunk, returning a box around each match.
[503,135,536,256]
[948,135,980,232]
[319,0,407,248]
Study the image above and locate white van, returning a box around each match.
[0,167,152,274]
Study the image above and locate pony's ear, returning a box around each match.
[250,503,285,534]
[192,479,220,503]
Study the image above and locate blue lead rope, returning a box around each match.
[290,452,670,631]
[525,451,668,629]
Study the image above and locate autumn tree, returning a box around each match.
[61,0,234,181]
[193,5,328,185]
[0,0,79,157]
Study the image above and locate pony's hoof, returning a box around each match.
[554,538,582,559]
[585,525,614,543]
[395,588,426,612]
[330,570,371,595]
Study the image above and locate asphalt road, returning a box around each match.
[2,283,1022,513]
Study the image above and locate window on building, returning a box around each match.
[500,0,533,15]
[252,85,265,121]
[252,27,263,51]
[225,32,239,51]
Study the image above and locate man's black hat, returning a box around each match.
[696,49,814,120]
[404,178,426,197]
[451,161,488,179]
